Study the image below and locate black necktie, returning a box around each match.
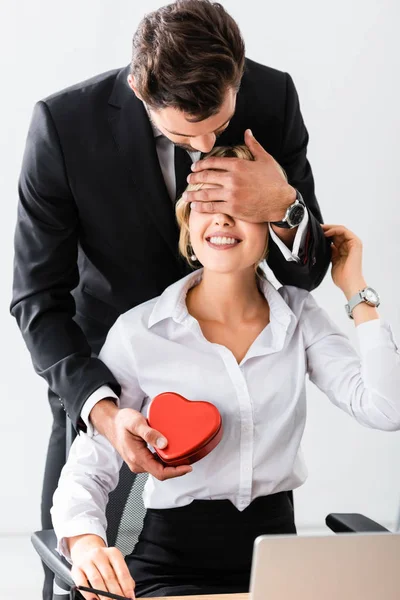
[174,145,193,203]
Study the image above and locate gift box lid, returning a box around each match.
[147,392,222,463]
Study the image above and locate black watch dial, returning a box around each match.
[288,203,305,227]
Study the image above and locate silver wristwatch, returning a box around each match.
[345,287,380,319]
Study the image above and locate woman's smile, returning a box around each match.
[205,231,243,251]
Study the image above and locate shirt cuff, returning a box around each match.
[268,208,309,263]
[56,520,108,563]
[81,385,119,438]
[356,318,400,354]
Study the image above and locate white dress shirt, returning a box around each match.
[52,269,400,558]
[81,104,309,430]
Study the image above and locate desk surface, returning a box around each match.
[144,595,249,599]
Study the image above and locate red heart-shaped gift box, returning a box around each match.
[147,392,223,466]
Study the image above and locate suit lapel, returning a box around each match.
[107,66,180,258]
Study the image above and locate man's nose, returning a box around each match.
[191,133,216,153]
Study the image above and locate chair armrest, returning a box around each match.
[326,513,390,534]
[31,529,75,587]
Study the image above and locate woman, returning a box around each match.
[51,145,400,600]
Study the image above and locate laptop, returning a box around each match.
[250,532,400,599]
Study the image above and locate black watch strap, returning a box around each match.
[271,189,305,229]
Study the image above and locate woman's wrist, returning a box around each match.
[68,533,106,561]
[351,303,380,326]
[341,276,368,301]
[340,275,380,326]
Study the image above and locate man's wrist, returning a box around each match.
[90,398,119,437]
[270,223,297,248]
[269,185,299,224]
[284,184,297,207]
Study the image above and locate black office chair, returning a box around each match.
[31,419,395,600]
[32,416,148,600]
[32,461,148,599]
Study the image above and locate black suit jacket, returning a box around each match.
[11,58,331,429]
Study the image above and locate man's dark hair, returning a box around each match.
[131,0,245,121]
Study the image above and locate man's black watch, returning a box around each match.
[271,189,306,229]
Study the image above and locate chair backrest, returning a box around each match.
[105,463,148,555]
[66,417,148,555]
[105,470,294,556]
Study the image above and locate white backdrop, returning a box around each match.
[1,0,399,535]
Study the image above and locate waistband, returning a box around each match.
[146,491,293,523]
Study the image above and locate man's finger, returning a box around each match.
[183,188,228,203]
[191,156,240,172]
[135,448,192,480]
[190,201,222,214]
[186,169,228,187]
[136,448,192,480]
[134,421,168,449]
[244,128,270,160]
[161,464,193,479]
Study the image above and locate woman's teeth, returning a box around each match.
[209,236,239,245]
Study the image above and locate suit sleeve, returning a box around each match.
[267,72,331,291]
[10,101,121,429]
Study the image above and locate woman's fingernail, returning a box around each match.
[190,202,197,210]
[191,162,197,171]
[156,437,167,449]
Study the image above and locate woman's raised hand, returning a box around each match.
[69,534,135,599]
[321,224,366,298]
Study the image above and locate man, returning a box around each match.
[11,0,330,597]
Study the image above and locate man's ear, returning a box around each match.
[127,74,143,101]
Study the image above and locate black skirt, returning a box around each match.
[125,492,296,598]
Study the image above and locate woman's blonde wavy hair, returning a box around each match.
[175,144,273,278]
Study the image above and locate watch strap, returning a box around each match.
[345,291,364,319]
[271,189,305,229]
[345,288,380,319]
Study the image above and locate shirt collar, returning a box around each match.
[148,269,297,352]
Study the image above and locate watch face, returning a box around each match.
[364,288,379,304]
[288,204,305,227]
